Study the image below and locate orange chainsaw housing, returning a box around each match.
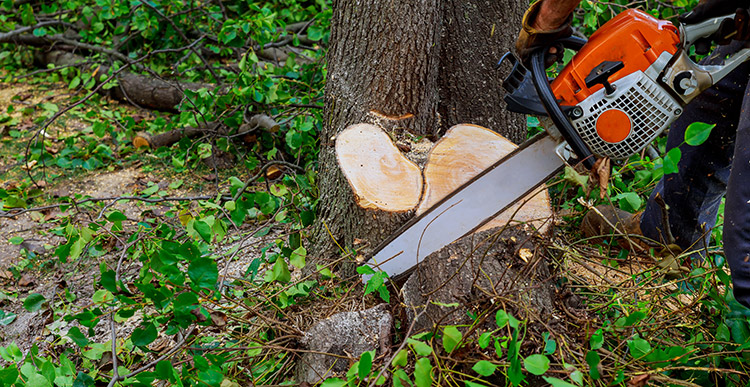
[551,9,680,106]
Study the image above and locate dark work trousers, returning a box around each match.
[640,41,750,308]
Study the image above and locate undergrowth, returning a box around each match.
[1,0,749,386]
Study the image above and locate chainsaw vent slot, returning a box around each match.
[571,71,682,159]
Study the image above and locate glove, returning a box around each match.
[679,0,750,24]
[679,0,750,51]
[515,0,573,66]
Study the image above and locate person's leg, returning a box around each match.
[722,77,750,308]
[640,42,750,255]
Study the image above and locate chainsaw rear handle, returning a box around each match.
[679,13,750,87]
[528,39,597,169]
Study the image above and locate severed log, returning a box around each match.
[36,51,213,111]
[335,123,423,212]
[132,115,278,149]
[417,124,553,234]
[335,123,553,232]
[133,126,209,149]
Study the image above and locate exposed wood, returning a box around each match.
[336,123,423,212]
[417,124,553,234]
[132,124,217,149]
[248,114,280,133]
[266,165,283,180]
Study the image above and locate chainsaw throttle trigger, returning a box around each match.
[585,60,624,95]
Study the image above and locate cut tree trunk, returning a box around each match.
[417,124,552,234]
[335,123,423,212]
[312,0,525,265]
[335,123,552,238]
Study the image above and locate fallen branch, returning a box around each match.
[37,50,213,111]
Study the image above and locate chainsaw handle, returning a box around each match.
[676,13,750,97]
[529,46,596,169]
[680,13,736,48]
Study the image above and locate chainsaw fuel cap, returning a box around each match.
[595,109,632,143]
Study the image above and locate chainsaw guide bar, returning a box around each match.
[364,133,565,282]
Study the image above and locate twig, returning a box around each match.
[0,195,218,219]
[0,20,74,42]
[137,0,220,82]
[368,306,427,387]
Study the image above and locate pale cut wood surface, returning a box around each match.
[336,123,423,212]
[416,124,552,233]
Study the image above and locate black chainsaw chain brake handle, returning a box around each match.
[585,60,625,95]
[500,36,596,169]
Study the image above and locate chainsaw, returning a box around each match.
[364,9,750,281]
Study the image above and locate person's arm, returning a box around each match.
[534,0,581,30]
[515,0,581,64]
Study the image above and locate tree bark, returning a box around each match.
[312,0,525,267]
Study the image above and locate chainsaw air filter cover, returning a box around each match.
[551,9,683,159]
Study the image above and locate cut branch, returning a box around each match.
[37,50,213,111]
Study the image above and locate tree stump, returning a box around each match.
[401,226,557,332]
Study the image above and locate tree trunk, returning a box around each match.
[312,0,525,268]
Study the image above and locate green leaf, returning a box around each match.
[194,220,213,243]
[319,378,347,387]
[67,326,89,347]
[393,369,412,387]
[442,325,462,354]
[496,310,510,328]
[188,258,219,290]
[543,332,557,354]
[26,372,52,387]
[72,371,95,387]
[407,338,433,357]
[414,357,433,387]
[585,350,601,379]
[542,377,579,387]
[628,336,652,359]
[24,293,46,312]
[92,289,114,304]
[358,350,373,379]
[141,183,159,196]
[0,366,19,385]
[392,349,408,367]
[290,246,306,269]
[663,148,681,175]
[589,328,603,350]
[272,258,292,283]
[364,272,387,298]
[478,332,492,349]
[523,354,550,375]
[8,236,23,245]
[684,122,716,146]
[617,192,642,212]
[131,322,158,346]
[0,310,17,326]
[563,166,588,189]
[307,26,324,41]
[472,360,497,376]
